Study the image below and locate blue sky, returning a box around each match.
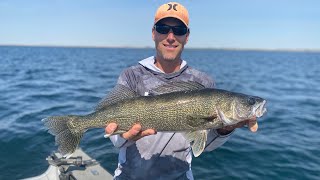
[0,0,319,50]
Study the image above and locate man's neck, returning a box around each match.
[154,57,182,73]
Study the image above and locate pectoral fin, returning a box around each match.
[186,114,217,128]
[183,130,207,157]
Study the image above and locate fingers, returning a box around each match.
[105,123,156,140]
[141,129,156,137]
[247,118,258,132]
[247,119,258,132]
[226,121,246,130]
[121,124,142,140]
[105,123,118,134]
[234,121,247,129]
[122,124,156,141]
[218,117,259,135]
[131,129,156,141]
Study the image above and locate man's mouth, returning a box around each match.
[163,44,178,50]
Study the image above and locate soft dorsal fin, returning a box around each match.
[150,81,206,95]
[95,84,139,110]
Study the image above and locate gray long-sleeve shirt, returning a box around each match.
[110,56,233,180]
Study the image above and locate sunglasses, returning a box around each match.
[154,24,189,36]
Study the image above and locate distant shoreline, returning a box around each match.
[0,44,319,53]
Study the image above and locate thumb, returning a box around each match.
[248,120,258,132]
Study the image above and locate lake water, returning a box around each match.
[0,46,319,179]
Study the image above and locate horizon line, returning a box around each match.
[0,44,319,53]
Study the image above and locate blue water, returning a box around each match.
[0,46,319,179]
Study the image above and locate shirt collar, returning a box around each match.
[139,56,187,73]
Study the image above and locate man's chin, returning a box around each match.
[162,53,179,61]
[163,56,177,61]
[157,49,181,61]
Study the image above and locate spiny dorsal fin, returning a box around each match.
[95,84,139,110]
[150,81,206,95]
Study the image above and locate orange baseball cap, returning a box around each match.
[154,2,189,27]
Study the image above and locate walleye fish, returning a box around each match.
[43,81,267,157]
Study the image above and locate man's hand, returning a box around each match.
[217,117,258,135]
[105,123,156,141]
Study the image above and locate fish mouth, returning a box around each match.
[253,100,267,118]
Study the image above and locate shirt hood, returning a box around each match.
[138,56,188,79]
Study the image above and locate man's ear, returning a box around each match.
[152,28,155,41]
[184,31,190,45]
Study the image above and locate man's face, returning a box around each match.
[152,18,189,62]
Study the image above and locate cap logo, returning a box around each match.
[167,3,178,11]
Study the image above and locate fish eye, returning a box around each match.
[247,97,256,105]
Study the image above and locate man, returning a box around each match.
[105,2,258,179]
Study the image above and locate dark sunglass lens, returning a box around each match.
[172,26,188,36]
[155,25,188,35]
[155,25,170,34]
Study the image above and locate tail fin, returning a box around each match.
[42,115,84,157]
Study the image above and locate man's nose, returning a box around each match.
[167,30,175,42]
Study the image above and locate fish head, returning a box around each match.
[215,92,267,126]
[231,95,267,122]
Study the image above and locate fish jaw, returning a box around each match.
[233,99,267,122]
[253,100,267,118]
